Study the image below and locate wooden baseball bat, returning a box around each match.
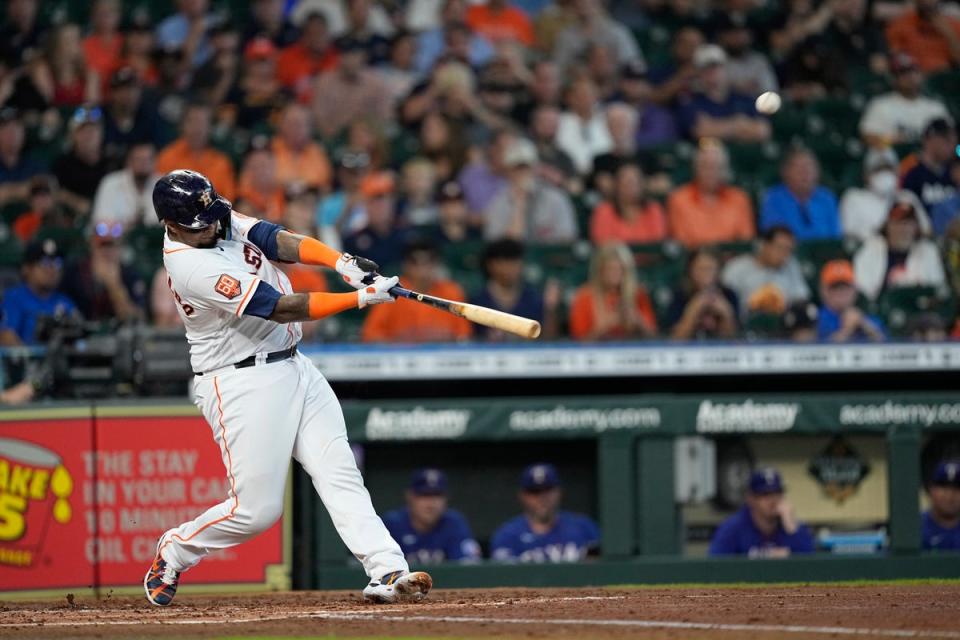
[389,285,542,339]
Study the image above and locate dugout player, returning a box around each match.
[922,460,960,550]
[490,463,600,563]
[143,169,431,606]
[709,467,815,557]
[382,468,482,564]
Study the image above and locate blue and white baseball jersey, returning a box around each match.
[382,507,481,565]
[922,511,960,550]
[708,505,815,557]
[490,511,600,563]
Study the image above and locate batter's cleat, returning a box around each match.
[362,570,432,604]
[144,549,180,606]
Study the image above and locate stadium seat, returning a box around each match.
[0,232,22,268]
[925,71,960,120]
[877,285,955,336]
[525,243,591,290]
[743,312,784,340]
[125,226,166,282]
[795,238,849,286]
[34,227,88,260]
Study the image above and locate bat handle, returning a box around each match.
[388,285,412,299]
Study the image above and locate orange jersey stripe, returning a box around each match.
[159,376,239,557]
[235,278,260,317]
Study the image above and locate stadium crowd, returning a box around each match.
[1,0,960,353]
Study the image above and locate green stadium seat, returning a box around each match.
[125,226,167,282]
[925,71,960,120]
[877,285,955,336]
[525,243,591,289]
[0,233,22,268]
[795,238,849,286]
[743,312,783,340]
[35,227,88,259]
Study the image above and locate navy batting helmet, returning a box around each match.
[153,169,232,229]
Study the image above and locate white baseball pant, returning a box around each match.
[157,352,407,580]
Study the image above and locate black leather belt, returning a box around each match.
[196,345,297,376]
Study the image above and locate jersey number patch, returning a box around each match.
[215,274,242,299]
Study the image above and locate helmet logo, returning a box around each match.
[199,190,213,207]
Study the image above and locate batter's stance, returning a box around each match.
[144,170,431,606]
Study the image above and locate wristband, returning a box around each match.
[307,292,360,319]
[299,237,341,268]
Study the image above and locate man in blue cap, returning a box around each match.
[490,463,600,563]
[0,239,78,346]
[381,468,481,565]
[922,460,960,551]
[709,466,815,557]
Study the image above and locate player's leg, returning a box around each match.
[145,361,303,605]
[290,354,430,601]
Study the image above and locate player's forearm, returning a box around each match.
[276,231,341,267]
[269,292,359,323]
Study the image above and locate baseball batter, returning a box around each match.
[143,169,431,606]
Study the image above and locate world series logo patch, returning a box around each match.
[215,274,242,299]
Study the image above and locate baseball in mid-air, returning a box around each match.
[755,91,782,115]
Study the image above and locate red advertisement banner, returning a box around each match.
[0,416,284,591]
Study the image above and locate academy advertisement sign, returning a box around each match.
[0,415,286,592]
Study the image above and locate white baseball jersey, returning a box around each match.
[163,212,302,373]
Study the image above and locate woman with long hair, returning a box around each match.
[668,249,738,340]
[569,243,657,341]
[32,23,100,107]
[590,162,668,245]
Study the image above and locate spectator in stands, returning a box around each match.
[467,0,534,47]
[902,118,958,214]
[30,23,100,107]
[589,103,638,198]
[0,47,47,115]
[491,463,600,563]
[416,0,495,75]
[0,107,41,207]
[12,176,71,244]
[714,14,779,97]
[529,104,579,193]
[668,249,739,341]
[61,223,146,322]
[709,467,815,557]
[0,0,42,67]
[311,36,392,140]
[223,38,288,132]
[886,0,960,73]
[236,137,284,222]
[245,0,298,48]
[817,259,886,342]
[860,53,951,148]
[156,102,235,200]
[721,226,811,318]
[382,31,420,106]
[121,14,159,86]
[345,117,391,172]
[362,237,472,342]
[782,301,819,342]
[922,460,960,550]
[52,107,108,216]
[343,172,408,270]
[292,0,394,41]
[906,312,947,341]
[667,141,755,248]
[423,179,482,244]
[569,242,657,341]
[150,266,184,329]
[854,201,947,301]
[615,61,677,150]
[189,21,241,107]
[277,12,338,101]
[841,149,930,242]
[101,67,162,170]
[533,0,577,54]
[398,158,439,227]
[761,147,841,240]
[768,0,834,62]
[156,0,219,67]
[83,0,123,82]
[418,111,468,184]
[0,239,77,347]
[0,380,34,405]
[819,0,887,72]
[649,26,703,107]
[471,239,558,341]
[92,142,159,228]
[271,103,332,192]
[382,468,482,565]
[590,162,667,245]
[483,138,578,243]
[676,44,771,143]
[317,149,370,248]
[339,0,392,65]
[555,77,613,176]
[553,0,644,73]
[932,192,960,237]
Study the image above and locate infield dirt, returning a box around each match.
[2,583,959,639]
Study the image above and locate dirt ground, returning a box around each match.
[2,584,959,640]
